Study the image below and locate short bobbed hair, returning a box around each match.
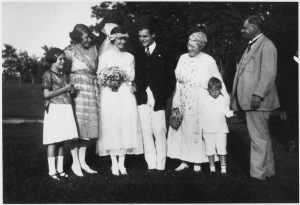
[69,24,92,44]
[138,24,156,35]
[45,47,64,65]
[208,77,222,90]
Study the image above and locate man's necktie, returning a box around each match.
[145,47,150,56]
[247,39,257,53]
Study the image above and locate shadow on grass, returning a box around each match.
[2,122,299,203]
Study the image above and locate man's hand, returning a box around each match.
[251,95,263,110]
[279,110,288,121]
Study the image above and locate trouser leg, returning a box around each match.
[152,110,167,170]
[246,111,275,180]
[138,105,156,169]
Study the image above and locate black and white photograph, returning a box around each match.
[1,0,299,203]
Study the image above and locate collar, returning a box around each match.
[249,33,262,44]
[145,42,156,54]
[50,69,63,76]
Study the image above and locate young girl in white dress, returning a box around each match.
[97,26,143,176]
[42,48,79,180]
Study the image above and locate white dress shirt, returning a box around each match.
[145,42,156,55]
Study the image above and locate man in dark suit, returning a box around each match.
[231,15,280,181]
[134,24,176,171]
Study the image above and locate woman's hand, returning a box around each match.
[65,83,75,92]
[130,82,137,93]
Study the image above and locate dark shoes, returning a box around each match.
[49,173,60,181]
[147,169,156,174]
[147,169,164,174]
[248,176,265,183]
[57,172,69,178]
[49,172,69,181]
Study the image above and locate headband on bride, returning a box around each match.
[108,33,129,41]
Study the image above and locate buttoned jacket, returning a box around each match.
[231,34,280,111]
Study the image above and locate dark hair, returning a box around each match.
[110,26,127,35]
[208,77,222,90]
[45,47,64,65]
[138,24,156,35]
[69,24,92,44]
[247,15,264,31]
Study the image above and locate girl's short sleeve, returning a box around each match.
[42,71,52,90]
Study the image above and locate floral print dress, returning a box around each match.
[167,52,229,163]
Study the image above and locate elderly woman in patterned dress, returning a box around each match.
[65,24,99,176]
[167,30,230,172]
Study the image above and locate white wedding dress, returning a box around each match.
[96,49,143,156]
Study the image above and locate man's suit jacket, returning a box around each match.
[133,44,176,111]
[231,34,280,111]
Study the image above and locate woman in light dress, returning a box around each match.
[64,24,99,176]
[96,26,143,176]
[167,30,230,172]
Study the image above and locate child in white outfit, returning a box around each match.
[42,48,79,180]
[202,77,234,175]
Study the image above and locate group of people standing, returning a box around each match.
[42,14,280,183]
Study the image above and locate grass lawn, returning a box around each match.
[2,80,44,119]
[2,80,299,203]
[2,122,299,203]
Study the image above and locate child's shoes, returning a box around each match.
[57,171,69,178]
[221,170,227,176]
[193,165,201,172]
[221,165,227,176]
[49,173,60,181]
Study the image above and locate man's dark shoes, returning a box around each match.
[249,176,265,183]
[147,169,156,174]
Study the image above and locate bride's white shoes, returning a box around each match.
[175,163,189,171]
[118,164,128,175]
[111,166,120,176]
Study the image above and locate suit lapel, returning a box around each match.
[237,34,265,74]
[148,45,161,77]
[151,44,160,57]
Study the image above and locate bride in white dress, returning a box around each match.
[96,26,143,176]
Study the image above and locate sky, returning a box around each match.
[2,1,101,57]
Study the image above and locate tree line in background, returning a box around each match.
[90,1,298,92]
[2,2,298,92]
[2,44,52,85]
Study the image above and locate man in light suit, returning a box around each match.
[231,15,280,181]
[133,24,176,172]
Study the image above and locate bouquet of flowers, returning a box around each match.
[98,66,130,92]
